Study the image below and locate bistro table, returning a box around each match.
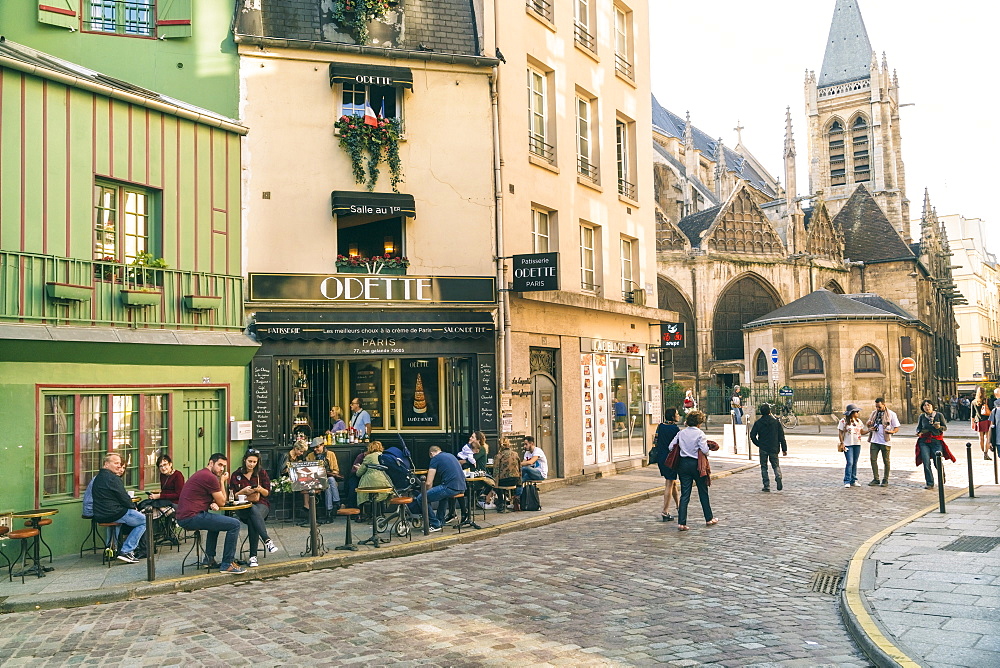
[355,487,393,548]
[458,477,488,530]
[11,509,59,577]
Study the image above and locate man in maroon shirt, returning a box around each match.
[176,453,246,574]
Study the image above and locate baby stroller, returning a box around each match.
[379,440,422,537]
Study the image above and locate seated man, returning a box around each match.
[516,436,548,496]
[92,452,146,563]
[409,446,467,532]
[176,453,247,574]
[307,438,342,523]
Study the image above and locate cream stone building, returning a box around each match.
[497,0,674,477]
[939,214,999,393]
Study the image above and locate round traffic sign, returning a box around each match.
[770,348,779,364]
[900,357,916,374]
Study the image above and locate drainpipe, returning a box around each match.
[490,67,511,391]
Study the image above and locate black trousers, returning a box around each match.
[677,457,714,525]
[759,451,781,488]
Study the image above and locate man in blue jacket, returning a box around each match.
[92,453,146,563]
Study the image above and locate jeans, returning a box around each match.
[919,441,944,486]
[758,451,781,488]
[410,485,462,529]
[870,443,891,481]
[178,511,242,568]
[677,457,713,525]
[322,479,341,510]
[114,509,147,555]
[237,503,271,557]
[843,444,861,485]
[515,465,545,495]
[732,407,743,425]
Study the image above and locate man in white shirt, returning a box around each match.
[349,397,371,437]
[517,435,547,488]
[866,397,900,487]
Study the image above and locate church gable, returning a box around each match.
[833,185,913,262]
[656,210,690,253]
[804,201,843,261]
[703,186,785,255]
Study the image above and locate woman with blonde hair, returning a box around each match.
[970,386,992,460]
[356,441,394,509]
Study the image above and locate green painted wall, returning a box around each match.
[0,65,242,276]
[0,2,239,118]
[0,356,252,558]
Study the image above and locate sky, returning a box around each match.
[648,0,998,252]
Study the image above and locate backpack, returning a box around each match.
[521,483,541,511]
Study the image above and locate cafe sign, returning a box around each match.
[581,338,643,355]
[248,274,496,305]
[512,252,559,292]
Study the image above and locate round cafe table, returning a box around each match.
[355,487,393,548]
[460,478,489,529]
[11,509,58,577]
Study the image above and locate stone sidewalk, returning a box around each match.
[842,487,1000,668]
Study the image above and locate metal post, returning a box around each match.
[309,492,318,557]
[817,414,822,434]
[936,451,945,513]
[145,508,155,582]
[967,442,975,498]
[421,475,430,536]
[731,410,737,454]
[747,418,752,461]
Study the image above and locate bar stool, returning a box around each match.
[450,493,465,533]
[180,530,205,574]
[6,528,40,583]
[494,486,517,513]
[79,516,102,558]
[388,496,414,542]
[25,518,53,563]
[0,525,11,576]
[99,522,122,567]
[334,507,360,551]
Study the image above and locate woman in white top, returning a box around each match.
[667,410,718,531]
[838,404,869,488]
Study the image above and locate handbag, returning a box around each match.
[665,443,681,470]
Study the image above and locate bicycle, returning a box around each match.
[777,403,799,429]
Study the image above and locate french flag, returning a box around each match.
[363,103,379,127]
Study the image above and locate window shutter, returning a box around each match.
[156,0,193,38]
[38,0,79,29]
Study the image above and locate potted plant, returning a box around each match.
[126,252,168,287]
[93,255,119,281]
[335,254,409,274]
[330,0,394,44]
[334,114,403,192]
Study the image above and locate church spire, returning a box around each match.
[714,138,726,201]
[819,0,874,87]
[784,107,797,203]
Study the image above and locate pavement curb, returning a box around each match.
[839,486,970,668]
[0,462,757,614]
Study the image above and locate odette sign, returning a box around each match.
[512,252,559,291]
[900,357,916,374]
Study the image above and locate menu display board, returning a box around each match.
[251,356,273,443]
[400,358,440,429]
[349,361,383,430]
[477,353,498,432]
[581,354,596,466]
[594,354,610,464]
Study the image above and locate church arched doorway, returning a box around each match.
[657,277,695,374]
[712,274,781,364]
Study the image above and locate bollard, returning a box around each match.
[994,443,998,485]
[731,411,738,454]
[421,475,430,536]
[747,418,753,461]
[145,508,155,582]
[817,414,822,435]
[936,451,946,513]
[967,442,975,498]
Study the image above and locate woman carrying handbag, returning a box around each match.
[666,410,719,531]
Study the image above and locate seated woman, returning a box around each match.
[229,450,278,567]
[356,441,394,518]
[149,454,185,507]
[143,454,186,546]
[490,439,522,512]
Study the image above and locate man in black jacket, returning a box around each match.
[92,453,146,563]
[749,404,787,492]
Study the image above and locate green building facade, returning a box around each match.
[0,39,256,558]
[0,1,239,117]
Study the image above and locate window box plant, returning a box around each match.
[126,252,168,287]
[182,295,222,311]
[335,254,409,275]
[120,289,163,307]
[334,114,403,192]
[45,282,94,302]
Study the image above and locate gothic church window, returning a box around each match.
[851,116,870,183]
[754,350,768,378]
[712,275,780,361]
[792,348,824,375]
[854,346,882,373]
[828,120,846,186]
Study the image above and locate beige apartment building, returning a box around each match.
[940,214,1000,393]
[493,0,673,478]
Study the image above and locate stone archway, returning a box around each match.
[824,279,846,294]
[712,274,781,361]
[657,277,695,373]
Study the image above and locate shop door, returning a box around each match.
[446,358,474,453]
[181,390,224,479]
[531,373,559,478]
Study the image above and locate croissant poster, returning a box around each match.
[401,359,440,428]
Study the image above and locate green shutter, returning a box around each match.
[38,0,79,29]
[156,0,192,38]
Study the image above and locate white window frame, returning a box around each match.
[527,67,551,161]
[614,6,634,79]
[532,209,551,253]
[581,224,597,291]
[620,237,634,297]
[339,83,402,122]
[576,96,596,180]
[575,0,591,31]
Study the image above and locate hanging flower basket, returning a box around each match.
[331,0,394,44]
[334,115,403,192]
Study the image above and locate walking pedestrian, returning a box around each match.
[683,389,697,415]
[866,397,899,486]
[971,386,992,460]
[990,390,1000,458]
[915,399,955,489]
[749,403,786,492]
[838,404,868,488]
[652,408,680,520]
[667,410,719,531]
[730,386,744,425]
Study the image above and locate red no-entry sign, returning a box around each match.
[900,357,916,374]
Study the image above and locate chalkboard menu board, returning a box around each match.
[477,353,497,432]
[251,356,274,443]
[349,361,383,430]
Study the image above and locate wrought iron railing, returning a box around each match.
[0,250,245,330]
[618,178,636,199]
[526,0,553,21]
[577,155,598,182]
[574,23,596,53]
[529,132,555,162]
[615,53,634,80]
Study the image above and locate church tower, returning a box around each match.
[805,0,909,238]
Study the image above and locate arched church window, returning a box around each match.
[792,347,824,375]
[828,120,846,186]
[854,346,882,373]
[657,278,695,373]
[851,116,870,183]
[754,350,768,378]
[712,275,781,361]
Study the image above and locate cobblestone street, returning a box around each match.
[0,449,947,668]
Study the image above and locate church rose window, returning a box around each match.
[712,276,780,361]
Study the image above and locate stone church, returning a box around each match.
[652,0,960,420]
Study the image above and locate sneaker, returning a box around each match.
[925,484,934,490]
[428,526,443,533]
[868,480,881,486]
[776,478,783,491]
[845,483,852,488]
[199,558,221,569]
[851,481,862,487]
[248,556,259,568]
[444,513,457,524]
[116,551,139,564]
[220,564,247,575]
[761,487,770,493]
[881,480,888,487]
[264,539,278,554]
[477,501,496,510]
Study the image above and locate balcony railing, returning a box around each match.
[0,250,245,330]
[574,23,596,53]
[577,155,598,182]
[526,0,553,21]
[615,53,634,80]
[529,132,555,163]
[618,177,636,199]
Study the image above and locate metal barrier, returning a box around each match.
[967,442,975,499]
[936,451,945,513]
[145,508,155,582]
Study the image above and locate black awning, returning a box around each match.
[252,311,494,341]
[329,62,413,90]
[331,191,416,218]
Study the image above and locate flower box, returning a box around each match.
[183,295,222,311]
[45,282,94,302]
[337,266,406,275]
[120,289,163,307]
